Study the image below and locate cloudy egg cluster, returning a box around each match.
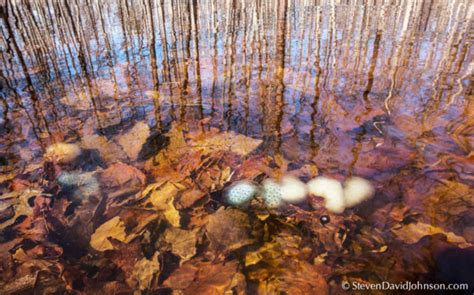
[226,181,258,206]
[226,175,375,212]
[307,176,375,213]
[262,179,283,208]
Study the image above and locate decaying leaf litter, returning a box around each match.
[1,0,473,293]
[1,118,473,294]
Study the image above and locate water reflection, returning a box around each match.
[0,0,472,179]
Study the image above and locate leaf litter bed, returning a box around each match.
[1,119,473,294]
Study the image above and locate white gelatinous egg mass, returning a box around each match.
[262,179,283,208]
[57,171,100,199]
[343,177,375,208]
[226,181,258,206]
[307,176,345,213]
[279,175,308,204]
[45,142,81,164]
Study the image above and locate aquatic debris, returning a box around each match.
[307,176,375,213]
[343,177,375,208]
[279,175,308,204]
[44,143,81,164]
[57,171,100,199]
[226,180,258,206]
[307,177,346,213]
[262,179,283,208]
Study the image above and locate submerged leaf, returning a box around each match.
[246,232,328,294]
[144,181,185,209]
[392,222,472,248]
[164,227,198,262]
[140,181,184,226]
[164,198,181,227]
[90,216,127,251]
[206,208,254,254]
[80,134,127,163]
[162,262,198,290]
[176,189,207,209]
[117,121,150,161]
[99,162,146,189]
[129,252,160,290]
[0,190,41,230]
[164,259,239,294]
[191,131,262,157]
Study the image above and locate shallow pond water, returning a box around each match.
[1,0,473,293]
